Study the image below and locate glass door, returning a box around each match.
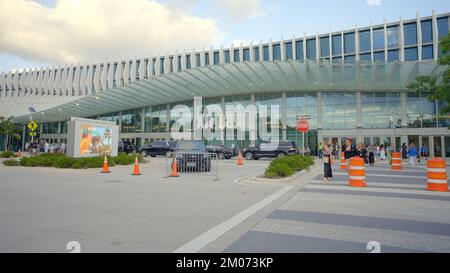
[445,136,450,158]
[434,136,442,157]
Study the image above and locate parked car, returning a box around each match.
[139,140,177,157]
[243,141,298,160]
[206,144,234,159]
[175,140,211,172]
[118,140,135,154]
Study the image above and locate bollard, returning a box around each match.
[340,152,347,170]
[427,158,448,192]
[348,157,366,187]
[391,152,402,170]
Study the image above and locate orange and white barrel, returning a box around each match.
[348,157,366,187]
[427,158,448,192]
[391,152,402,170]
[340,152,347,170]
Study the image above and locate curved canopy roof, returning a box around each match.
[10,60,441,123]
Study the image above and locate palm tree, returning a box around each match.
[0,116,22,151]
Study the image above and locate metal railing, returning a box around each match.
[166,151,219,180]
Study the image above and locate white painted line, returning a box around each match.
[305,184,449,196]
[173,185,295,253]
[333,172,424,179]
[310,179,423,189]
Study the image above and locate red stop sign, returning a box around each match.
[297,119,309,132]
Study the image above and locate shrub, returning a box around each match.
[265,162,294,178]
[264,154,315,178]
[54,156,78,168]
[3,159,19,166]
[0,151,16,158]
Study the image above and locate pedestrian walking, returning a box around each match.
[379,144,386,161]
[318,142,323,159]
[419,143,427,163]
[322,140,333,181]
[61,142,66,154]
[407,143,418,168]
[401,143,407,159]
[368,144,375,166]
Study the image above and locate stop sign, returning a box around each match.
[297,118,309,132]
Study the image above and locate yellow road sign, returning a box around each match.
[27,121,38,131]
[29,132,37,137]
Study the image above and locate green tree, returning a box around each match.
[0,116,22,151]
[408,33,450,125]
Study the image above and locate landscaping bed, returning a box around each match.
[264,155,315,178]
[0,151,17,158]
[2,153,143,169]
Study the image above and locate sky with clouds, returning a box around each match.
[0,0,448,72]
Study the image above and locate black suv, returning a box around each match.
[206,144,234,160]
[118,140,135,154]
[243,141,298,160]
[139,140,177,157]
[175,140,211,172]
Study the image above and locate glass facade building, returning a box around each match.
[1,12,450,156]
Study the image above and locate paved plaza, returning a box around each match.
[220,162,450,253]
[0,157,449,253]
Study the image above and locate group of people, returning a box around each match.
[24,140,66,156]
[321,139,425,181]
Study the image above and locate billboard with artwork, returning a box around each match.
[66,117,118,158]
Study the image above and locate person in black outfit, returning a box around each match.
[368,144,375,166]
[323,141,333,181]
[401,143,407,159]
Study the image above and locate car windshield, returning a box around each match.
[177,141,205,150]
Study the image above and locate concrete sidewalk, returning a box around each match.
[219,162,450,253]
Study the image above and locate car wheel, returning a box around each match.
[150,155,156,157]
[277,152,286,158]
[217,152,225,160]
[245,152,253,160]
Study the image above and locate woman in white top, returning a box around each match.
[379,144,386,160]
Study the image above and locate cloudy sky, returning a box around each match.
[0,0,448,72]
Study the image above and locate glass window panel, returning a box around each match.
[285,42,293,60]
[422,45,434,60]
[344,55,355,63]
[214,51,220,64]
[205,53,210,65]
[387,49,399,61]
[359,53,371,62]
[405,47,418,61]
[196,54,201,67]
[306,39,316,60]
[263,45,270,61]
[224,50,230,63]
[387,26,399,48]
[254,47,260,61]
[373,28,385,50]
[437,17,449,39]
[186,54,191,69]
[320,36,330,57]
[332,34,342,55]
[243,48,250,61]
[403,23,417,45]
[233,49,240,63]
[296,40,304,60]
[344,32,355,53]
[421,20,433,43]
[374,51,385,62]
[273,44,281,60]
[359,30,371,52]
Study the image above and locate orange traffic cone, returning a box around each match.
[237,150,244,165]
[131,156,142,176]
[101,155,110,173]
[17,149,22,158]
[170,154,179,177]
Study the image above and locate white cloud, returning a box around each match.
[366,0,381,6]
[213,0,265,21]
[0,0,224,66]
